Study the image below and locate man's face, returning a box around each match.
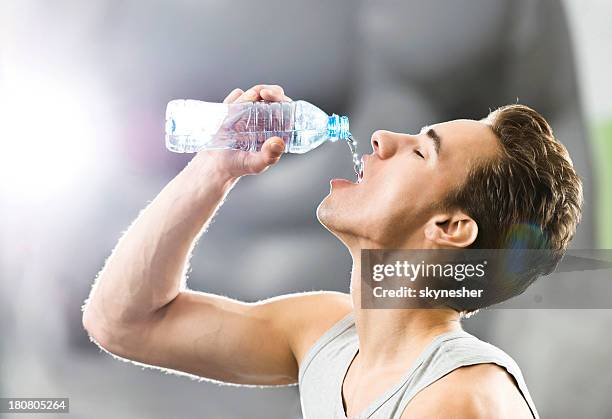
[317,119,500,249]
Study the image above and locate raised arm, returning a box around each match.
[82,85,352,385]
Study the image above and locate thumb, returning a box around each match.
[244,137,285,174]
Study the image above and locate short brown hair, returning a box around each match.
[442,104,583,313]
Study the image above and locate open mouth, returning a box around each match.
[330,157,365,187]
[356,157,364,183]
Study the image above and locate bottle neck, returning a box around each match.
[327,114,350,142]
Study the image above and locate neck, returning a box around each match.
[349,251,462,366]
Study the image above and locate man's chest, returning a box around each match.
[341,362,410,418]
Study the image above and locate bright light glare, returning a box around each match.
[0,76,98,200]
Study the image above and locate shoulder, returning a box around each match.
[403,363,533,419]
[255,291,353,366]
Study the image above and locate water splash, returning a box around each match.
[346,133,363,180]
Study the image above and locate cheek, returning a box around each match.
[375,175,421,213]
[366,175,434,230]
[355,185,414,232]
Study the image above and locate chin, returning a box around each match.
[316,196,335,231]
[316,195,355,240]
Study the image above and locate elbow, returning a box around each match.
[81,304,96,336]
[82,306,112,349]
[82,305,132,356]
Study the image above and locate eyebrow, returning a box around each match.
[424,127,442,156]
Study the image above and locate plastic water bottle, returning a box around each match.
[165,99,350,154]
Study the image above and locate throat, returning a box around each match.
[349,257,462,365]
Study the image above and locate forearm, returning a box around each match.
[83,83,288,356]
[83,153,237,329]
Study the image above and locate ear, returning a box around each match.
[423,211,478,248]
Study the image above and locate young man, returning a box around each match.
[82,84,582,418]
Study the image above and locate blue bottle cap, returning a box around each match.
[327,114,350,141]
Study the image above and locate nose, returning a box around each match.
[371,130,401,159]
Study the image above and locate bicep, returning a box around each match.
[116,290,298,385]
[109,290,352,386]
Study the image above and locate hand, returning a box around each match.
[193,84,292,179]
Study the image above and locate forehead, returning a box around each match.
[431,119,499,158]
[425,119,500,190]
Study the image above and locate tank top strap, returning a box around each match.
[298,311,356,385]
[392,331,540,419]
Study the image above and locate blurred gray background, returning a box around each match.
[1,0,611,418]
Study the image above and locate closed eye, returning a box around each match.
[414,149,425,159]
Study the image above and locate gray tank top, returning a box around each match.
[299,312,539,419]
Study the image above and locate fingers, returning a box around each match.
[235,84,291,103]
[259,86,291,102]
[260,89,292,102]
[223,84,291,106]
[223,88,244,104]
